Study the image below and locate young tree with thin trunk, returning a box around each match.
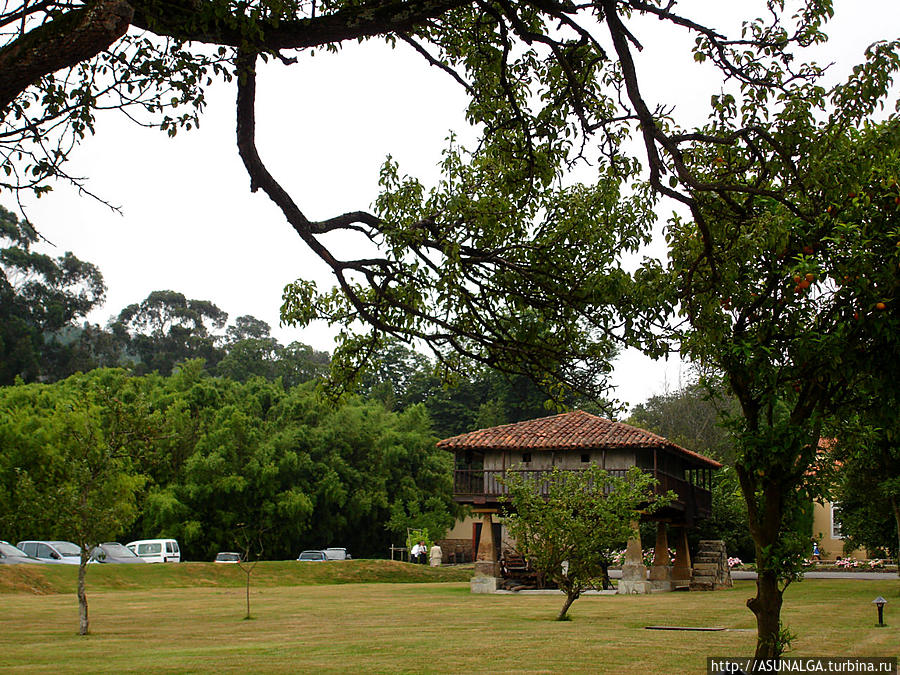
[500,465,667,621]
[234,524,268,621]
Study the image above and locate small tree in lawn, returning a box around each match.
[500,465,667,621]
[235,523,268,621]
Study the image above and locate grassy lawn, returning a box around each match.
[1,565,896,674]
[0,559,471,595]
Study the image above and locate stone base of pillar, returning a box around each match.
[617,579,652,594]
[617,562,651,594]
[671,566,692,586]
[621,561,647,581]
[470,575,499,593]
[649,565,673,591]
[474,560,500,577]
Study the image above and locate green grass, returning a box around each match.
[0,559,472,595]
[1,567,897,674]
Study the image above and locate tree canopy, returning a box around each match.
[0,206,106,384]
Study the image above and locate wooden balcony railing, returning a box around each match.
[452,467,711,518]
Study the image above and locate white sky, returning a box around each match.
[14,1,899,411]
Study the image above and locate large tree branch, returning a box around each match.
[130,0,469,50]
[0,0,133,111]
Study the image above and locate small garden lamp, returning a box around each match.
[872,596,887,627]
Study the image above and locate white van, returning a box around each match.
[126,539,181,563]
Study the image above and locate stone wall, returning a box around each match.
[690,540,733,591]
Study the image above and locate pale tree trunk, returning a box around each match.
[245,571,251,620]
[891,496,900,579]
[77,556,89,635]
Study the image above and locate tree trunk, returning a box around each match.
[736,464,791,664]
[891,495,900,578]
[556,591,578,621]
[600,563,612,590]
[747,569,783,662]
[77,558,89,635]
[245,571,251,620]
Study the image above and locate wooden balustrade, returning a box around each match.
[452,467,711,517]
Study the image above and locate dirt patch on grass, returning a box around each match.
[0,565,66,595]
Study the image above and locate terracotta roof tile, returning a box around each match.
[437,410,721,468]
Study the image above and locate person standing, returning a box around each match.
[410,540,425,564]
[429,542,443,567]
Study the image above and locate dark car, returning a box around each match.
[89,542,146,564]
[0,541,43,564]
[297,550,328,561]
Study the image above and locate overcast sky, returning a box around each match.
[14,1,899,411]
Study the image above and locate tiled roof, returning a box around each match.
[436,410,721,468]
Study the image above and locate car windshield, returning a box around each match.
[0,543,26,557]
[101,543,138,557]
[51,542,81,556]
[299,552,324,560]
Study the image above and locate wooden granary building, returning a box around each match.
[437,410,724,592]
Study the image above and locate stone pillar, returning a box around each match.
[471,512,499,593]
[671,526,692,587]
[649,522,673,591]
[617,520,651,594]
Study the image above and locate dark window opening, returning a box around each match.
[521,452,532,463]
[580,453,590,463]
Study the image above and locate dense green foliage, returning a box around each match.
[0,365,460,561]
[829,405,900,561]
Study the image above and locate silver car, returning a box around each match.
[297,550,328,561]
[0,541,43,564]
[16,540,81,564]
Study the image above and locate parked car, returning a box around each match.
[89,542,146,564]
[297,550,328,561]
[214,552,242,564]
[16,540,81,564]
[323,548,351,560]
[0,541,43,564]
[126,539,181,563]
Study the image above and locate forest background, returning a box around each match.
[0,204,756,561]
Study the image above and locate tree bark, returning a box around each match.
[0,0,133,112]
[747,569,783,662]
[77,558,89,636]
[556,590,578,621]
[891,495,900,578]
[245,570,251,620]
